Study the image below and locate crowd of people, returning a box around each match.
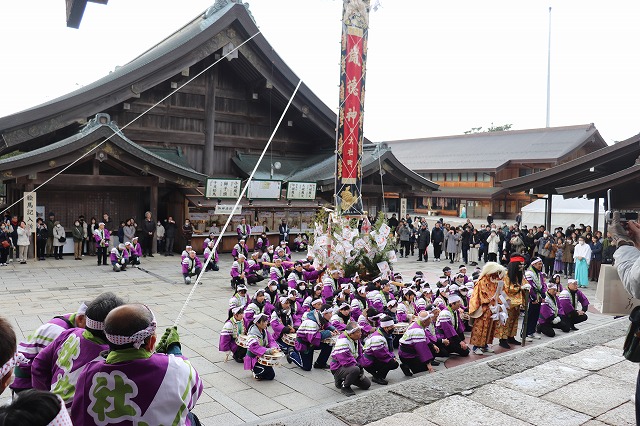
[3,208,637,424]
[390,212,615,288]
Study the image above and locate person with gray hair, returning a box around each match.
[329,321,371,396]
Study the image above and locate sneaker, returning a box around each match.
[371,376,388,385]
[473,347,484,355]
[341,386,356,397]
[313,362,329,369]
[571,326,579,331]
[484,346,495,353]
[507,337,521,345]
[525,335,533,342]
[400,363,413,376]
[498,339,511,349]
[533,333,542,340]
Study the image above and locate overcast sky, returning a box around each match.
[1,0,639,144]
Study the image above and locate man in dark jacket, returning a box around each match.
[417,223,430,262]
[431,222,444,261]
[164,216,177,256]
[142,211,156,257]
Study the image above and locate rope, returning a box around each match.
[0,31,262,216]
[172,80,303,327]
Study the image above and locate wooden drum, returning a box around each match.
[393,322,409,335]
[322,336,337,346]
[282,333,297,347]
[236,334,249,348]
[258,351,284,366]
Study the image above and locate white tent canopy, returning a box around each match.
[521,195,605,232]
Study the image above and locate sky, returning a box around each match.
[1,0,639,144]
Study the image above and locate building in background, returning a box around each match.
[0,2,435,251]
[385,124,607,220]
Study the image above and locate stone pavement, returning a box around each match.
[0,248,622,425]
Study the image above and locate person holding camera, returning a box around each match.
[610,211,640,425]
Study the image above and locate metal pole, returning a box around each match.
[546,6,552,128]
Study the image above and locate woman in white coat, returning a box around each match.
[16,221,30,264]
[52,221,66,260]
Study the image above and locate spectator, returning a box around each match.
[278,219,289,244]
[46,212,55,258]
[88,217,98,256]
[52,221,65,260]
[79,215,88,256]
[387,213,399,229]
[397,221,411,258]
[15,220,31,264]
[123,218,136,243]
[72,219,84,260]
[8,215,18,262]
[417,223,430,262]
[117,221,126,246]
[182,218,193,246]
[102,213,113,246]
[142,211,156,257]
[156,219,165,254]
[164,216,177,256]
[611,212,640,425]
[431,222,444,262]
[589,235,603,282]
[0,222,11,266]
[33,218,47,262]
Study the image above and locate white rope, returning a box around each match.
[0,31,262,216]
[173,80,303,327]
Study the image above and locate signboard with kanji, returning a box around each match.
[205,178,242,199]
[214,205,243,215]
[286,182,317,200]
[247,180,282,200]
[23,192,36,231]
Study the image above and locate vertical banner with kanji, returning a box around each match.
[336,0,370,216]
[23,192,36,231]
[24,192,36,257]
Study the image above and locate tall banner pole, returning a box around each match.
[335,0,370,216]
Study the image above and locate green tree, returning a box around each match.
[464,123,512,134]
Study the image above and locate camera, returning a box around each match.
[606,210,639,225]
[605,189,638,227]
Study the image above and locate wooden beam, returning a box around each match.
[32,174,157,187]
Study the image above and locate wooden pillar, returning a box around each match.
[603,195,609,236]
[593,197,600,233]
[545,193,553,230]
[203,67,217,177]
[150,182,158,253]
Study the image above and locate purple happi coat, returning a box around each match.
[11,313,77,391]
[329,332,363,371]
[32,328,109,409]
[71,349,202,426]
[361,329,394,368]
[244,325,278,371]
[398,322,434,363]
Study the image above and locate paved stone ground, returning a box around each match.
[0,247,619,425]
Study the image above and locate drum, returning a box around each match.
[258,351,284,366]
[236,334,249,348]
[282,333,297,347]
[393,322,409,335]
[322,336,337,346]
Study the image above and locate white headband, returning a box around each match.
[85,317,105,331]
[1,352,26,378]
[47,396,73,426]
[320,306,333,315]
[380,319,395,328]
[77,302,89,315]
[105,306,156,349]
[346,324,362,334]
[312,298,323,306]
